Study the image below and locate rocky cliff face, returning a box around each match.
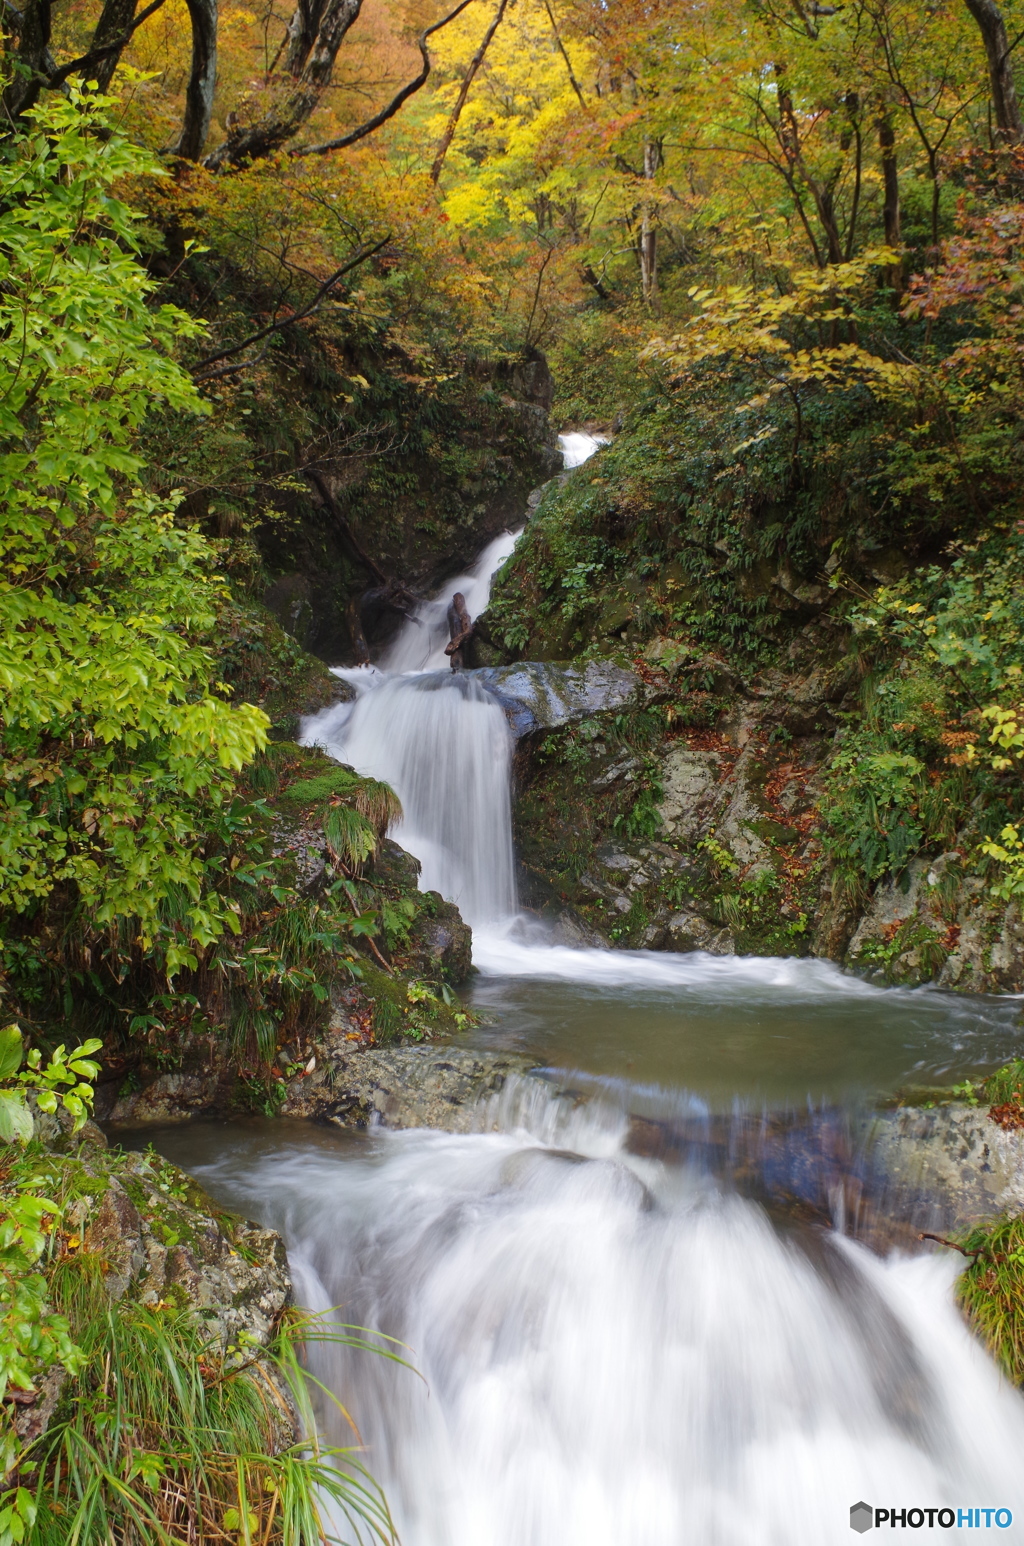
[474,650,1024,992]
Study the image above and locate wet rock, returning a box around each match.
[109,1070,223,1125]
[13,1365,66,1448]
[543,909,609,947]
[82,1176,145,1299]
[373,837,422,890]
[846,859,932,964]
[657,746,725,843]
[60,1145,291,1359]
[268,808,329,893]
[499,347,555,411]
[866,1104,1024,1228]
[664,912,735,955]
[410,898,473,982]
[284,1045,537,1131]
[843,852,1024,992]
[475,660,641,739]
[115,1151,290,1353]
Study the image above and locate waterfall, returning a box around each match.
[382,528,521,675]
[305,672,516,925]
[185,1087,1024,1546]
[301,432,604,929]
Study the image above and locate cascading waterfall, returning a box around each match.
[307,672,516,925]
[275,425,1024,1544]
[301,431,603,929]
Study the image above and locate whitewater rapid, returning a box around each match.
[186,1086,1024,1546]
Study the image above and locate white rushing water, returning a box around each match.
[301,431,603,929]
[191,1088,1024,1546]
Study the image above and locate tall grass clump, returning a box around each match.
[956,1215,1024,1389]
[24,1263,396,1546]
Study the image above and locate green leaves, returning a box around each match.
[0,1097,33,1147]
[0,1028,23,1082]
[0,1025,102,1142]
[0,92,269,973]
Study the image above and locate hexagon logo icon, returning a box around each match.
[850,1502,873,1533]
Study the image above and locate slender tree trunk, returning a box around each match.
[878,112,901,246]
[542,0,586,109]
[430,0,508,184]
[638,138,661,305]
[877,110,903,292]
[87,0,137,88]
[776,77,844,264]
[175,0,217,160]
[964,0,1023,143]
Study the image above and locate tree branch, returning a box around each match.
[543,0,587,110]
[190,236,390,377]
[291,0,477,157]
[430,0,508,183]
[42,0,166,88]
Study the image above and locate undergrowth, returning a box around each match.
[19,1265,396,1546]
[956,1215,1024,1390]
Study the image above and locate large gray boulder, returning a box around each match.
[474,660,641,739]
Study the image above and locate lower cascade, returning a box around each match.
[183,1091,1024,1546]
[284,431,1024,1543]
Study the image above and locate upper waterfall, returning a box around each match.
[306,672,516,925]
[300,431,605,929]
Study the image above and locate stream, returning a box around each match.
[139,433,1024,1543]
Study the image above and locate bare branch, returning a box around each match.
[191,236,390,378]
[291,0,477,157]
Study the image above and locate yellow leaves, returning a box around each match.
[645,252,916,410]
[442,181,506,230]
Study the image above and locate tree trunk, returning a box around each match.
[88,0,137,89]
[283,0,323,76]
[430,0,508,184]
[637,138,661,305]
[878,112,901,246]
[964,0,1023,143]
[2,0,53,120]
[175,0,218,160]
[205,0,361,168]
[775,78,845,264]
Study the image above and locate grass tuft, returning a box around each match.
[956,1214,1024,1389]
[21,1262,397,1545]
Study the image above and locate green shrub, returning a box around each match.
[0,91,268,981]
